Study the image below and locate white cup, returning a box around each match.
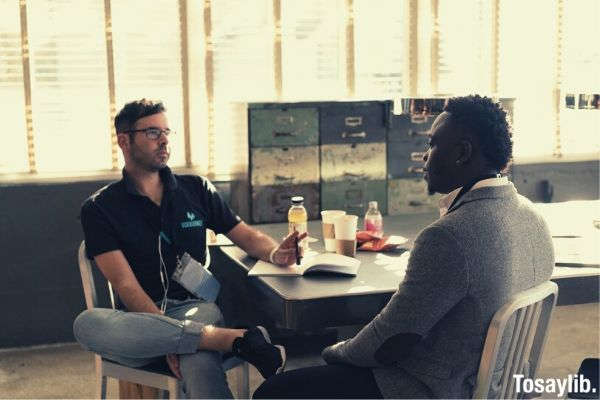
[333,214,358,257]
[321,210,346,252]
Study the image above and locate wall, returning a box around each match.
[511,160,599,202]
[0,160,597,348]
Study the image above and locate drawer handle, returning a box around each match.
[276,115,294,124]
[407,166,424,174]
[410,152,426,161]
[408,129,430,137]
[343,172,366,179]
[278,156,296,163]
[274,174,294,181]
[408,200,424,207]
[346,203,365,209]
[345,189,363,199]
[341,131,367,139]
[345,116,363,127]
[410,114,427,124]
[273,131,297,137]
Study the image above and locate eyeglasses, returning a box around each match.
[124,128,174,140]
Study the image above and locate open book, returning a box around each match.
[248,253,361,277]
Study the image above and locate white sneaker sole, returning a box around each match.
[256,326,287,374]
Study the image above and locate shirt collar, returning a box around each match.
[438,176,509,217]
[122,166,178,196]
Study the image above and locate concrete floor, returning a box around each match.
[0,303,598,399]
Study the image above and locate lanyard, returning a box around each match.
[448,173,501,212]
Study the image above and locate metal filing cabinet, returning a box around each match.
[248,105,320,223]
[387,99,445,215]
[320,101,389,216]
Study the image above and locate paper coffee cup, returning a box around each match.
[321,210,346,252]
[333,214,358,257]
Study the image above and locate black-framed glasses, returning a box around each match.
[124,128,174,140]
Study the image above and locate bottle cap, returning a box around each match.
[291,196,304,204]
[369,201,378,209]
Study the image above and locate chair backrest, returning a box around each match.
[78,241,116,310]
[472,280,558,399]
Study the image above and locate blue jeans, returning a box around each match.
[73,298,234,399]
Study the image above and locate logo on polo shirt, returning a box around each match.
[181,211,204,229]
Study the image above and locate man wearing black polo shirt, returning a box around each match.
[73,99,305,399]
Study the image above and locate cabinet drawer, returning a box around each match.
[387,179,441,215]
[388,113,435,142]
[321,180,387,217]
[251,146,320,186]
[251,183,320,224]
[250,107,319,147]
[387,140,428,179]
[320,102,388,144]
[320,143,386,182]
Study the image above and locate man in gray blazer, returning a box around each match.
[254,95,555,399]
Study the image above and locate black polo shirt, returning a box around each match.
[80,167,241,304]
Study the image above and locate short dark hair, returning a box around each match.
[114,99,166,134]
[444,95,513,171]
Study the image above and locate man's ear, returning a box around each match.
[116,133,130,150]
[456,139,473,165]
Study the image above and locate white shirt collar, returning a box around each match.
[438,176,510,217]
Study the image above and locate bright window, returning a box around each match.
[0,0,28,174]
[111,0,186,168]
[27,0,112,173]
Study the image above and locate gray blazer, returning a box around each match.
[322,183,554,398]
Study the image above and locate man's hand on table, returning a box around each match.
[271,231,308,266]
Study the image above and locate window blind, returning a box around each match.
[498,0,558,159]
[281,0,346,101]
[209,0,274,177]
[559,0,600,156]
[111,0,186,168]
[436,0,493,96]
[0,0,28,174]
[26,0,112,173]
[353,0,404,99]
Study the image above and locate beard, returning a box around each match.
[130,144,169,172]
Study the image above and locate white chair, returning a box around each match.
[473,280,559,399]
[77,241,250,399]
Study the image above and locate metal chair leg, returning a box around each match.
[95,355,107,399]
[167,378,179,400]
[235,362,250,399]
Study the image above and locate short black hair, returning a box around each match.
[444,95,513,171]
[114,99,166,134]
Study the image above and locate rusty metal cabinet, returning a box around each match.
[319,101,389,217]
[387,113,435,179]
[246,98,465,223]
[252,183,320,223]
[320,101,389,145]
[388,178,441,215]
[248,104,321,223]
[320,143,387,182]
[250,146,319,186]
[250,107,319,147]
[321,180,387,217]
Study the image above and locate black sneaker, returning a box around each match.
[231,326,286,379]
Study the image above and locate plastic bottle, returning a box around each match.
[364,201,383,237]
[288,196,308,249]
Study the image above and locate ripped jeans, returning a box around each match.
[73,298,234,399]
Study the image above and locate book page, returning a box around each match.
[248,260,305,276]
